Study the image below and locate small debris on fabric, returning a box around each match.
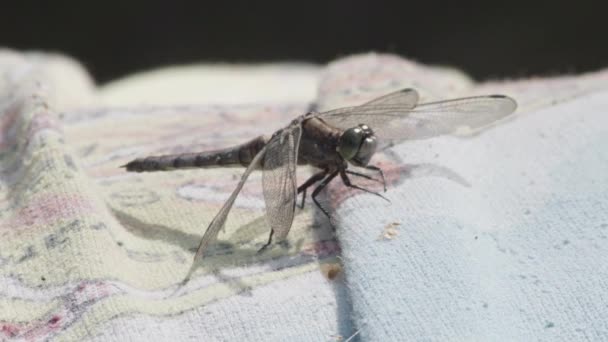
[378,222,400,240]
[320,262,342,280]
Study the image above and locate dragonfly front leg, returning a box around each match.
[339,169,390,203]
[345,169,385,191]
[297,170,328,209]
[345,165,387,192]
[363,165,387,192]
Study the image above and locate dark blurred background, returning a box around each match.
[2,1,606,83]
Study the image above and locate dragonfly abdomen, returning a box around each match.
[123,135,268,172]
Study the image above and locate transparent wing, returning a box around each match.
[360,88,419,108]
[317,95,517,142]
[262,125,302,240]
[192,145,267,262]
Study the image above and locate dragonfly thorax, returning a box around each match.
[337,124,378,166]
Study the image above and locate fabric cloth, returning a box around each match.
[321,56,608,341]
[0,48,607,341]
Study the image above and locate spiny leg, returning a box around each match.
[311,171,340,220]
[345,170,384,189]
[258,170,327,254]
[297,170,328,209]
[257,229,275,254]
[364,165,387,192]
[339,169,390,202]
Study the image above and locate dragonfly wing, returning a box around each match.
[262,125,302,241]
[360,88,419,108]
[317,95,517,142]
[192,145,267,261]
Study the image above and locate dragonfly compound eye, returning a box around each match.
[352,135,377,166]
[337,127,364,160]
[338,124,377,166]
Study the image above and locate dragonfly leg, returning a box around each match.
[297,170,328,209]
[345,169,385,191]
[311,171,340,219]
[339,169,390,203]
[257,229,275,254]
[364,165,387,192]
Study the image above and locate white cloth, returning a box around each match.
[2,48,607,341]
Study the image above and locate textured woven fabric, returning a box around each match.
[0,49,349,342]
[318,56,608,341]
[1,49,607,341]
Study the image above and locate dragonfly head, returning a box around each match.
[337,124,377,166]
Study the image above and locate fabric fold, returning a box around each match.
[2,49,608,341]
[318,53,608,341]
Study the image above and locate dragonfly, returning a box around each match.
[123,88,517,262]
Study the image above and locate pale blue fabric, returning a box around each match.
[336,91,608,341]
